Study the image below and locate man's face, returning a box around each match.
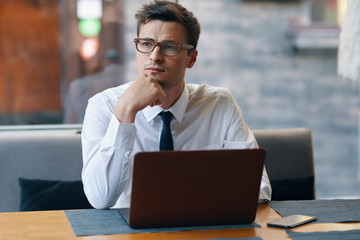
[136,20,197,91]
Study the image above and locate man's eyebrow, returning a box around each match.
[140,38,178,43]
[161,40,177,43]
[141,37,154,41]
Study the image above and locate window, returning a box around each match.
[1,0,359,199]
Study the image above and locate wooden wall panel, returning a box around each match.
[0,0,60,114]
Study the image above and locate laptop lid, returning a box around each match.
[122,149,265,229]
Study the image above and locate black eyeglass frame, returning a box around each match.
[134,38,194,56]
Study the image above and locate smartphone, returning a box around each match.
[267,214,317,228]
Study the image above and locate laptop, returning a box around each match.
[119,148,266,229]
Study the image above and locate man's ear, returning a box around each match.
[187,50,198,68]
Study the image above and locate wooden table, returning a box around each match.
[1,203,360,240]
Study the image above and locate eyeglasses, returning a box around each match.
[134,38,194,57]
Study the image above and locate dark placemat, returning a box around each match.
[182,238,262,240]
[65,209,260,236]
[268,199,360,223]
[286,229,360,240]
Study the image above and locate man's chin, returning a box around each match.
[156,80,167,89]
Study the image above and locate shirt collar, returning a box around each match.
[142,84,189,123]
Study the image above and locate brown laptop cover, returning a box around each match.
[127,149,265,228]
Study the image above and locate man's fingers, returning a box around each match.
[149,93,166,107]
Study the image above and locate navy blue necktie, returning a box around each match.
[159,111,174,151]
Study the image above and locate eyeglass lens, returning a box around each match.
[137,39,179,56]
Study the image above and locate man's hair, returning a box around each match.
[135,0,201,50]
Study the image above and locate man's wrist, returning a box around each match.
[114,101,138,124]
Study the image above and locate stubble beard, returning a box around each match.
[150,74,178,91]
[157,80,172,91]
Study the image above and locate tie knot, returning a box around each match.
[159,111,173,127]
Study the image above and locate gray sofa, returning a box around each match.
[0,125,315,212]
[0,125,84,212]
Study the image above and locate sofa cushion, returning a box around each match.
[270,175,315,201]
[19,178,93,211]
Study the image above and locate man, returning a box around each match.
[82,0,271,209]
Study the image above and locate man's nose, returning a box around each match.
[150,46,163,62]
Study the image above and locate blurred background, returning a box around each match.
[0,0,359,199]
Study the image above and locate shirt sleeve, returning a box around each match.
[222,91,272,202]
[81,98,136,209]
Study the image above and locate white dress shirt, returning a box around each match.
[82,82,272,209]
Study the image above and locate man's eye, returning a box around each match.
[141,41,153,47]
[162,44,177,50]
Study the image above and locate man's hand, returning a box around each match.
[114,74,167,123]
